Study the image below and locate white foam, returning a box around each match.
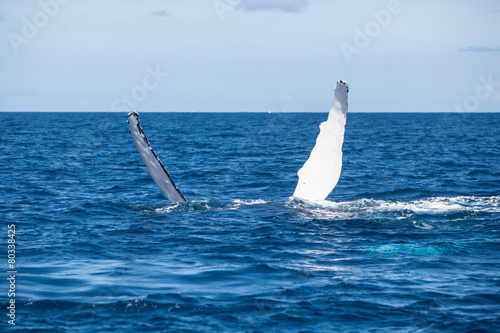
[290,196,500,220]
[233,199,268,205]
[155,203,180,213]
[153,199,269,214]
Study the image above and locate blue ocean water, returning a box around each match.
[0,112,499,332]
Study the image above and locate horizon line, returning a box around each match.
[1,110,499,114]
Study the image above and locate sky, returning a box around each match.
[0,0,499,112]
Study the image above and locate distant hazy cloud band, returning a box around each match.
[460,46,500,52]
[239,0,309,13]
[150,10,169,17]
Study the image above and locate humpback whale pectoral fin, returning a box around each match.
[127,110,187,203]
[293,80,349,202]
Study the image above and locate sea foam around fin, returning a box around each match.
[150,199,270,214]
[143,196,500,228]
[289,196,500,222]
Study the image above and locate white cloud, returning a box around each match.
[240,0,309,13]
[150,9,170,17]
[460,46,500,52]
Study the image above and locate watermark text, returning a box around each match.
[340,0,404,63]
[7,224,16,326]
[213,0,241,21]
[111,65,168,112]
[7,0,72,54]
[449,75,499,112]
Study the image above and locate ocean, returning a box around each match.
[1,112,499,332]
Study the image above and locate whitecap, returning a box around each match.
[233,199,268,205]
[289,196,500,221]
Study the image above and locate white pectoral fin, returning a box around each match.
[293,80,349,202]
[127,111,187,203]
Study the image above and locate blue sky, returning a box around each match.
[1,0,499,112]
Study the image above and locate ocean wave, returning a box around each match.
[232,199,269,205]
[289,196,500,221]
[149,199,270,214]
[138,196,500,222]
[12,290,500,332]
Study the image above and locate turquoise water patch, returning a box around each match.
[367,242,470,256]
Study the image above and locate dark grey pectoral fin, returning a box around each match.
[127,111,187,203]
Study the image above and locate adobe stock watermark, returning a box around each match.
[340,0,406,64]
[213,0,241,21]
[7,0,72,54]
[110,65,168,112]
[449,75,499,112]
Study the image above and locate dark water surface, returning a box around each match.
[1,112,499,332]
